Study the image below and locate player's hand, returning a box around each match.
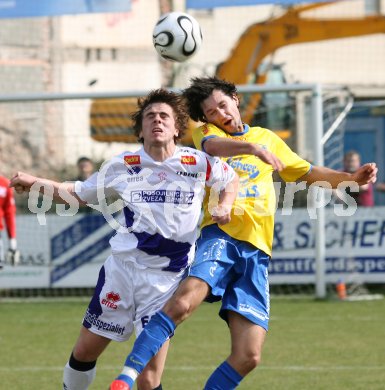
[352,163,377,186]
[10,172,38,194]
[210,204,232,225]
[253,145,285,172]
[6,249,21,266]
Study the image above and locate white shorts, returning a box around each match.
[83,255,184,342]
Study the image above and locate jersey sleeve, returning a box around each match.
[74,173,99,204]
[4,186,16,239]
[74,158,118,204]
[205,154,236,189]
[192,123,228,152]
[270,131,312,182]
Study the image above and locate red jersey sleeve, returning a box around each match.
[3,185,17,238]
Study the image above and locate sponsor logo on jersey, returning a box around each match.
[127,174,143,182]
[131,189,194,204]
[127,166,142,176]
[125,155,142,175]
[124,155,141,165]
[234,135,248,142]
[181,155,196,165]
[176,171,205,179]
[101,291,121,309]
[227,158,259,179]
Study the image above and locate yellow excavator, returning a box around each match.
[90,1,385,145]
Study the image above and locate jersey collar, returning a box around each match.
[140,145,180,163]
[231,123,249,136]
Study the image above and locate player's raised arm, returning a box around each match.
[203,137,285,172]
[10,171,86,205]
[301,163,378,188]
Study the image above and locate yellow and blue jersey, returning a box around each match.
[193,123,312,256]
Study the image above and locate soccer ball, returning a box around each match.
[153,12,202,62]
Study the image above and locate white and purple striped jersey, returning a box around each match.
[75,146,235,274]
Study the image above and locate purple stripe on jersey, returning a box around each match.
[123,206,190,272]
[123,206,135,227]
[134,231,191,272]
[83,265,105,329]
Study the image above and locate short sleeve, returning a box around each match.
[271,132,311,182]
[75,159,118,204]
[205,155,236,189]
[192,123,228,152]
[74,172,100,204]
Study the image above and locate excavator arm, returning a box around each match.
[216,2,385,123]
[90,2,385,144]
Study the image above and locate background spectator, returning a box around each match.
[376,181,385,193]
[76,156,95,181]
[340,150,374,206]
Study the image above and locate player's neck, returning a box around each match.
[143,143,177,162]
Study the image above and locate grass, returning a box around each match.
[1,297,385,389]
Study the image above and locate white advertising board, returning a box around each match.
[1,207,384,288]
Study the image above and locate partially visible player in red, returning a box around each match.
[0,175,19,269]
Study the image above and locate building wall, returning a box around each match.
[1,0,385,170]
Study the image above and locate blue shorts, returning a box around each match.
[190,224,270,330]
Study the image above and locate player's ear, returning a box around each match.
[173,127,179,143]
[232,94,239,106]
